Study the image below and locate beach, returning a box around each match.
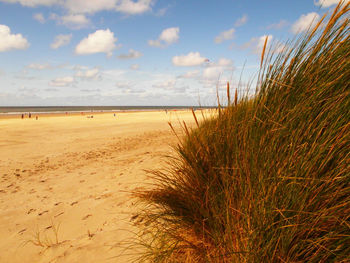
[0,110,199,262]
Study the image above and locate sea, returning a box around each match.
[0,106,210,115]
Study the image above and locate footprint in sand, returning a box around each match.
[18,228,26,235]
[38,210,49,216]
[54,212,64,218]
[87,230,95,238]
[27,208,36,214]
[71,201,78,206]
[82,214,92,220]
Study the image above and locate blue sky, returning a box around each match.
[0,0,344,106]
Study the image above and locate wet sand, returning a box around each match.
[0,110,200,262]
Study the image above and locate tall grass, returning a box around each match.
[135,2,350,262]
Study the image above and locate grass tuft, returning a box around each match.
[135,2,350,262]
[26,220,62,249]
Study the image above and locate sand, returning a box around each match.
[0,110,201,263]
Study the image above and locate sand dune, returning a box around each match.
[0,110,199,262]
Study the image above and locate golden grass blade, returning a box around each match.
[260,35,269,69]
[227,82,231,106]
[191,108,199,128]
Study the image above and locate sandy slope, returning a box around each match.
[0,110,199,263]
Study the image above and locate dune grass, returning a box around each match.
[135,2,350,262]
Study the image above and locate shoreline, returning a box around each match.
[0,108,202,119]
[0,106,214,113]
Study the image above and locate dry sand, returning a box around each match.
[0,110,201,263]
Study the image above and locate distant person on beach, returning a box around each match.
[21,114,24,119]
[36,116,38,120]
[29,113,31,118]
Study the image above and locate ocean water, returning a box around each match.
[0,106,208,114]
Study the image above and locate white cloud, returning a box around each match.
[217,58,233,67]
[27,63,51,70]
[64,0,116,14]
[314,0,349,8]
[33,13,45,23]
[0,0,58,7]
[64,0,154,15]
[51,34,72,49]
[0,0,154,15]
[159,27,179,44]
[148,27,179,48]
[202,58,234,81]
[50,13,90,29]
[214,28,235,44]
[49,76,74,87]
[172,52,208,67]
[130,64,140,70]
[75,67,100,80]
[61,14,90,29]
[0,24,29,52]
[115,0,153,15]
[178,70,200,79]
[203,67,222,80]
[266,20,289,30]
[291,12,320,34]
[234,14,248,27]
[118,49,142,59]
[75,29,118,57]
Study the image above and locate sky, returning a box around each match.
[0,0,346,106]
